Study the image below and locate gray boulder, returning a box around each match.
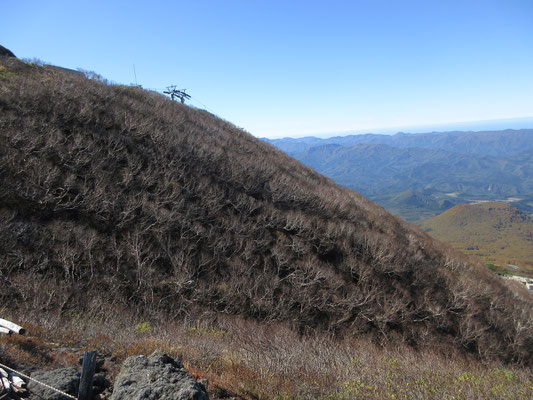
[28,367,79,400]
[0,45,15,58]
[111,350,208,400]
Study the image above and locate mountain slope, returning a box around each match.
[295,143,533,196]
[421,203,533,276]
[370,189,458,222]
[1,56,532,364]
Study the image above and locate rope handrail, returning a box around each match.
[0,361,77,400]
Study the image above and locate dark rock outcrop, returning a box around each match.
[111,350,208,400]
[0,45,15,58]
[28,367,79,400]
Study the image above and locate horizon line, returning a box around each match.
[260,116,533,140]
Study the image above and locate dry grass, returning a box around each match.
[2,313,531,400]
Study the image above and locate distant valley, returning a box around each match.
[264,129,533,222]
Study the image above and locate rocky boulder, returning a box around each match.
[27,366,110,400]
[28,367,79,400]
[111,350,208,400]
[0,45,15,58]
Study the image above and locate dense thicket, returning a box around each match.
[1,57,532,365]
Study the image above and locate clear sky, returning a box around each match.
[2,0,533,138]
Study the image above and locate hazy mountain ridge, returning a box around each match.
[265,131,533,221]
[265,129,533,156]
[1,56,532,365]
[298,143,533,195]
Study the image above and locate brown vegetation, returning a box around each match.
[421,202,533,276]
[2,316,533,399]
[0,56,532,367]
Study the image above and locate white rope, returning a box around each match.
[0,361,77,400]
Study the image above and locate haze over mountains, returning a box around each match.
[268,116,533,139]
[265,130,533,221]
[1,55,533,366]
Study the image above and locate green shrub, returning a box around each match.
[135,321,153,334]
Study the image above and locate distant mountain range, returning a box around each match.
[264,129,533,221]
[279,116,533,139]
[265,129,533,156]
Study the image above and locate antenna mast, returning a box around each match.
[164,85,191,104]
[133,64,138,86]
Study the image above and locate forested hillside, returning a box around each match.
[1,56,532,365]
[421,202,533,276]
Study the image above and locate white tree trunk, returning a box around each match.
[0,319,25,335]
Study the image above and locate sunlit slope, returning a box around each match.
[421,202,533,275]
[1,56,532,364]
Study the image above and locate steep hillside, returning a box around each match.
[421,203,533,276]
[1,56,532,365]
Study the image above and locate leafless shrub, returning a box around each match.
[0,57,532,367]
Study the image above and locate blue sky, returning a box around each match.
[2,0,533,138]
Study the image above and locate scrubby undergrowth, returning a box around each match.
[1,314,532,400]
[0,56,532,366]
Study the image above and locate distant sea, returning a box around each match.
[298,116,533,139]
